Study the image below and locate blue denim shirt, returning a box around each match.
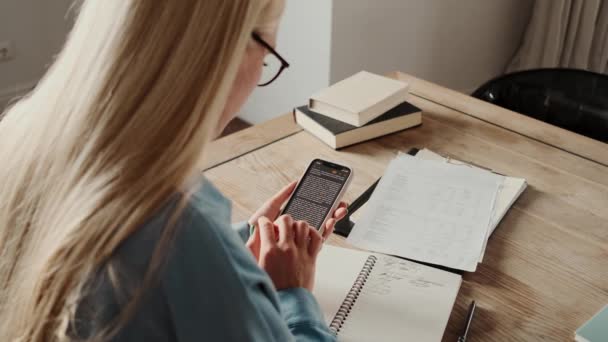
[74,178,335,341]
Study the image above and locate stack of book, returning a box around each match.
[294,71,422,149]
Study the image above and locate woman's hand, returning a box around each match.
[254,215,322,291]
[321,201,348,240]
[247,181,297,227]
[246,181,349,259]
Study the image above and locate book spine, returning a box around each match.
[329,255,378,335]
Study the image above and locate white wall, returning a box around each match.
[331,0,534,93]
[238,0,332,124]
[1,1,533,120]
[0,0,73,107]
[0,0,332,120]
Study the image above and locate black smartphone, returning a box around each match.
[281,159,353,234]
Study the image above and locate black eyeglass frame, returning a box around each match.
[252,32,290,87]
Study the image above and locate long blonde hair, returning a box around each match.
[0,0,284,340]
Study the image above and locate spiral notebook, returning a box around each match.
[314,245,462,341]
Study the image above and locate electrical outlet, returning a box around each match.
[0,41,15,62]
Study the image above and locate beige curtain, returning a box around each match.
[507,0,608,74]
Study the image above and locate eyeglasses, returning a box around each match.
[252,32,290,87]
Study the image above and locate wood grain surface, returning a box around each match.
[203,73,608,341]
[199,113,301,171]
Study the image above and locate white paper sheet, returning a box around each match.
[415,149,527,261]
[347,154,502,271]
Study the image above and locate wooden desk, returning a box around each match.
[203,72,608,341]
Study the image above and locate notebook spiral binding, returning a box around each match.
[329,255,378,335]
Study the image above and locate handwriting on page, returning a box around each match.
[363,256,446,296]
[364,180,480,265]
[347,155,502,271]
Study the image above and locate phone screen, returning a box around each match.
[282,159,351,230]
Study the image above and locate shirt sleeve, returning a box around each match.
[278,288,335,338]
[162,208,336,342]
[231,220,250,243]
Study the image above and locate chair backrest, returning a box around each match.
[472,68,608,142]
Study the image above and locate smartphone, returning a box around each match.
[281,159,353,235]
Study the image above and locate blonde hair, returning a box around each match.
[0,0,284,340]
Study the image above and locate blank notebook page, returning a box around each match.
[314,245,462,342]
[314,245,370,323]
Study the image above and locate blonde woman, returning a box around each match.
[0,1,347,341]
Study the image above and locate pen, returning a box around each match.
[458,300,476,342]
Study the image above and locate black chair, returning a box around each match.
[472,68,608,142]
